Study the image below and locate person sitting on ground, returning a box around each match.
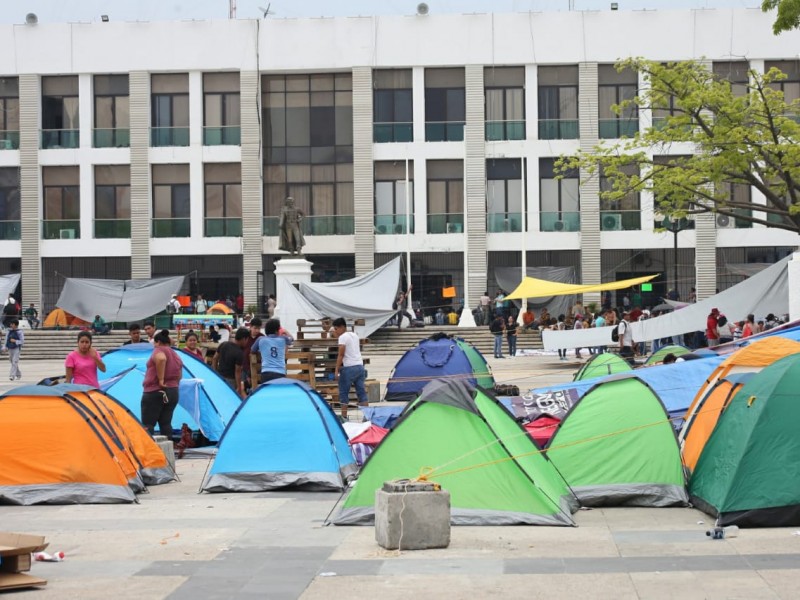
[23,303,40,329]
[521,307,536,331]
[207,325,221,343]
[251,318,289,384]
[123,323,143,345]
[91,314,110,335]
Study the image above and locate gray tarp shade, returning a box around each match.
[542,256,791,350]
[56,276,185,322]
[495,266,576,319]
[0,274,20,301]
[299,257,401,338]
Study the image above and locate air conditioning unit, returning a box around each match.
[553,220,566,231]
[59,229,76,239]
[446,222,461,233]
[602,212,623,231]
[716,214,735,229]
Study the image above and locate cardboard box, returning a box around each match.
[0,532,48,590]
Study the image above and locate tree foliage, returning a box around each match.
[762,0,800,35]
[558,58,800,234]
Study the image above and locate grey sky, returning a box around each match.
[4,0,761,24]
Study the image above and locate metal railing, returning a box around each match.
[427,213,464,234]
[538,119,579,140]
[0,220,20,240]
[262,215,355,236]
[425,121,465,142]
[151,126,190,147]
[94,219,131,238]
[41,129,79,149]
[487,212,523,233]
[373,122,413,143]
[152,218,190,237]
[93,128,130,148]
[485,120,525,141]
[540,211,580,232]
[203,126,241,146]
[205,218,242,237]
[42,220,80,239]
[374,214,414,235]
[599,119,639,139]
[0,131,20,150]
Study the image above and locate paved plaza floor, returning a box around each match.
[3,351,800,599]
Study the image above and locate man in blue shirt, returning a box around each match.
[251,318,289,384]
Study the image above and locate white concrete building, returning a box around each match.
[0,7,798,317]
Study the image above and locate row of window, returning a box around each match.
[0,157,762,241]
[2,60,793,153]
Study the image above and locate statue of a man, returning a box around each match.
[279,196,305,255]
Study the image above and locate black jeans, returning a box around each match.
[141,387,179,438]
[260,371,284,384]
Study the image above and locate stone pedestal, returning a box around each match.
[375,480,451,550]
[153,435,176,472]
[274,257,314,339]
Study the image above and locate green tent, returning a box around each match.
[334,379,577,526]
[690,352,800,527]
[645,344,690,366]
[573,353,632,381]
[547,378,688,507]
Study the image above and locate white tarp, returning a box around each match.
[274,279,325,339]
[299,257,401,338]
[57,276,185,322]
[0,274,20,302]
[542,256,791,350]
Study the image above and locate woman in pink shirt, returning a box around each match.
[65,331,106,387]
[141,329,183,437]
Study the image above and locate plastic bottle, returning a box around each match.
[706,525,739,539]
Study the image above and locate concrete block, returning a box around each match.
[365,379,380,404]
[153,435,176,472]
[375,480,450,550]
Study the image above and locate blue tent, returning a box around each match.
[202,378,357,492]
[384,334,494,401]
[100,343,240,441]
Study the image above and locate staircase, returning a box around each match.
[0,329,133,361]
[364,325,543,356]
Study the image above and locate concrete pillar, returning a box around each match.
[788,251,800,322]
[273,257,313,339]
[375,480,450,550]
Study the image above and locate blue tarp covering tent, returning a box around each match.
[523,354,726,425]
[201,378,357,492]
[384,334,494,402]
[100,344,240,441]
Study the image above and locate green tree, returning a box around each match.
[762,0,800,35]
[558,59,800,234]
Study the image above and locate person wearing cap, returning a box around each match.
[706,308,721,347]
[168,294,182,314]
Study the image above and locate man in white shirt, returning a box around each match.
[333,317,367,407]
[618,311,634,363]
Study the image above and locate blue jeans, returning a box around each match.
[494,335,503,357]
[507,335,516,357]
[338,364,367,405]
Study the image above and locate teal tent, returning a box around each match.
[690,352,800,527]
[547,378,688,507]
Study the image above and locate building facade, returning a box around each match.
[0,8,798,316]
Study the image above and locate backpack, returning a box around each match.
[717,315,728,327]
[611,322,623,342]
[166,302,177,314]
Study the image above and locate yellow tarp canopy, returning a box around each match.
[505,274,658,300]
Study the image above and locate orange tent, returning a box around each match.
[680,375,748,474]
[43,308,89,329]
[0,384,174,505]
[207,302,233,315]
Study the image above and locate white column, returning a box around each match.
[78,74,92,149]
[412,67,426,143]
[189,71,205,239]
[788,252,800,322]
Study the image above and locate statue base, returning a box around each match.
[274,257,314,339]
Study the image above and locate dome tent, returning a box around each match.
[572,353,631,381]
[384,333,494,402]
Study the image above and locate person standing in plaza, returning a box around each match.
[4,319,23,380]
[333,317,368,407]
[479,291,491,326]
[618,311,634,363]
[65,331,106,387]
[266,294,276,318]
[506,315,518,358]
[195,294,209,315]
[123,323,143,345]
[490,314,506,359]
[140,329,183,438]
[212,327,249,398]
[393,284,414,330]
[706,308,720,347]
[251,318,289,384]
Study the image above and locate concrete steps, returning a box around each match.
[0,329,133,361]
[364,325,543,356]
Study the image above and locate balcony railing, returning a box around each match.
[0,131,20,150]
[203,126,241,146]
[538,119,579,140]
[373,122,413,143]
[427,213,464,234]
[94,219,131,238]
[485,120,525,141]
[151,126,190,147]
[205,218,242,237]
[152,218,190,237]
[425,121,465,142]
[487,212,523,233]
[599,119,639,139]
[540,211,580,232]
[262,215,355,237]
[374,214,414,235]
[0,220,21,240]
[93,128,130,148]
[42,220,80,239]
[600,211,641,231]
[41,129,79,149]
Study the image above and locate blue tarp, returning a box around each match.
[202,378,357,492]
[361,406,405,429]
[100,343,241,441]
[385,336,483,401]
